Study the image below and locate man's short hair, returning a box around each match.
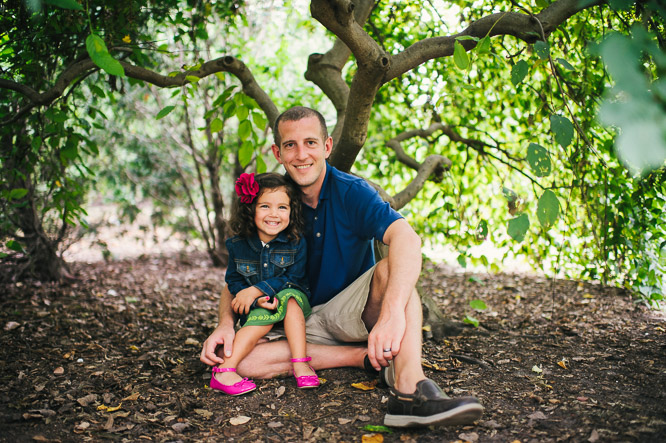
[273,106,329,146]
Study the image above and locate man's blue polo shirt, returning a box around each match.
[303,163,402,306]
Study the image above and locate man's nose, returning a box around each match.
[294,143,308,160]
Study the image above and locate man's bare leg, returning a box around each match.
[363,258,425,394]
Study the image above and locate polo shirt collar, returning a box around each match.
[316,162,332,206]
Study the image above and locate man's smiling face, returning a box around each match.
[271,115,332,195]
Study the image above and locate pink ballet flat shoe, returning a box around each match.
[291,357,320,389]
[210,367,256,395]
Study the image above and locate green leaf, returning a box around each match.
[236,105,250,121]
[6,240,24,252]
[463,315,479,327]
[31,136,42,151]
[361,425,393,434]
[252,112,268,130]
[185,75,200,83]
[527,143,552,177]
[476,219,488,239]
[223,100,236,118]
[476,36,491,54]
[256,155,267,174]
[156,105,175,120]
[550,114,574,148]
[534,41,550,60]
[470,299,488,310]
[455,36,479,42]
[507,213,530,242]
[502,186,518,203]
[9,188,28,200]
[44,0,84,10]
[453,41,470,70]
[210,117,223,133]
[556,58,575,71]
[238,120,252,141]
[457,253,467,268]
[238,141,254,167]
[537,190,560,228]
[85,34,125,77]
[511,60,529,86]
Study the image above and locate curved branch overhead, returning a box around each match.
[387,0,603,82]
[384,122,452,210]
[305,0,375,144]
[1,55,278,127]
[308,0,603,173]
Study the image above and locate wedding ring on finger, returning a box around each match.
[383,348,392,353]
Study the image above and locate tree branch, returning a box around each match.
[385,0,603,82]
[1,55,278,127]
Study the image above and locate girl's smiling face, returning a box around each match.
[254,187,291,243]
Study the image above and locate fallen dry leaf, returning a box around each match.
[229,415,251,426]
[351,380,376,391]
[53,367,64,375]
[361,433,384,443]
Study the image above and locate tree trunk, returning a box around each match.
[207,163,229,268]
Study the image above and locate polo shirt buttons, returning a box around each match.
[316,232,321,237]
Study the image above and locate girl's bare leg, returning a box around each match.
[283,298,316,378]
[215,324,272,385]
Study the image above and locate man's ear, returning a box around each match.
[271,144,282,163]
[324,136,333,159]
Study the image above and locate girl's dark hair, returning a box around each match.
[229,172,304,242]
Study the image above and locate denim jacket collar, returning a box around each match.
[247,231,291,253]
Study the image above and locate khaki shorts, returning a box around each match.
[265,264,376,346]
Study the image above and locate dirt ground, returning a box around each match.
[1,252,665,442]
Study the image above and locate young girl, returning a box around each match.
[210,172,319,395]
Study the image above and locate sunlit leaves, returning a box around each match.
[453,40,469,70]
[550,115,574,148]
[556,58,575,70]
[534,41,550,60]
[597,29,666,176]
[477,36,491,54]
[156,105,175,120]
[86,34,125,77]
[238,120,252,141]
[511,60,529,85]
[537,190,560,228]
[210,117,223,133]
[527,143,552,177]
[508,213,530,242]
[239,141,253,167]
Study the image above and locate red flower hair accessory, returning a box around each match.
[235,173,260,204]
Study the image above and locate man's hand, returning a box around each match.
[231,286,263,314]
[200,324,235,366]
[367,306,405,371]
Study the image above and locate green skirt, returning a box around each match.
[242,288,312,327]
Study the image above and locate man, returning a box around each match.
[201,106,483,427]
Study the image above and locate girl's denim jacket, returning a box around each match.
[225,232,310,300]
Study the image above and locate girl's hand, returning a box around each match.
[256,295,278,311]
[231,287,262,314]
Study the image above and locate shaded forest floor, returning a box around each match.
[1,253,665,442]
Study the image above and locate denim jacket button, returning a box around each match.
[264,263,268,267]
